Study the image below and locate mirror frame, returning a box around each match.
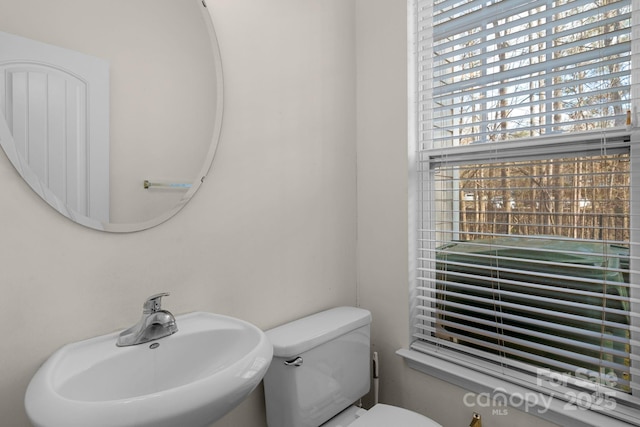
[0,0,224,233]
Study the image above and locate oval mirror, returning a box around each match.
[0,0,223,232]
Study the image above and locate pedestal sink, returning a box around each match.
[24,312,273,427]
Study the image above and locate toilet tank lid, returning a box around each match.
[266,307,372,357]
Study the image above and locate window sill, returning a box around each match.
[397,348,637,427]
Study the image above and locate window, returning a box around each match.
[410,0,640,422]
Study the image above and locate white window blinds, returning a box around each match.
[412,0,640,421]
[420,0,632,149]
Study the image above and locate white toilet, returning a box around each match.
[263,307,441,427]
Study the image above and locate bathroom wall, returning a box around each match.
[354,1,559,427]
[0,0,356,426]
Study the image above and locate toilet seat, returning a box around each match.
[350,404,441,427]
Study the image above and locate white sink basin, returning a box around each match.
[25,312,273,427]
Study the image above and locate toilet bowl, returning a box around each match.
[263,307,441,427]
[321,404,441,427]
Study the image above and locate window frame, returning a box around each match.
[404,0,640,424]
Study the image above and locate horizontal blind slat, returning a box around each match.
[414,315,630,362]
[434,10,631,71]
[418,267,633,306]
[415,310,630,346]
[413,331,631,375]
[433,43,630,97]
[417,285,631,330]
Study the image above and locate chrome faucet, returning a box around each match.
[116,292,178,347]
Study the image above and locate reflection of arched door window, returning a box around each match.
[0,31,109,222]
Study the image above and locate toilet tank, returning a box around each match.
[264,307,372,427]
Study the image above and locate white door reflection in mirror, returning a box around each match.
[0,31,109,224]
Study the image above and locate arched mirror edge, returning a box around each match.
[0,0,224,233]
[104,1,224,233]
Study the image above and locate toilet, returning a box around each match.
[263,307,441,427]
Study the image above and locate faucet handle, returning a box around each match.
[143,292,170,313]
